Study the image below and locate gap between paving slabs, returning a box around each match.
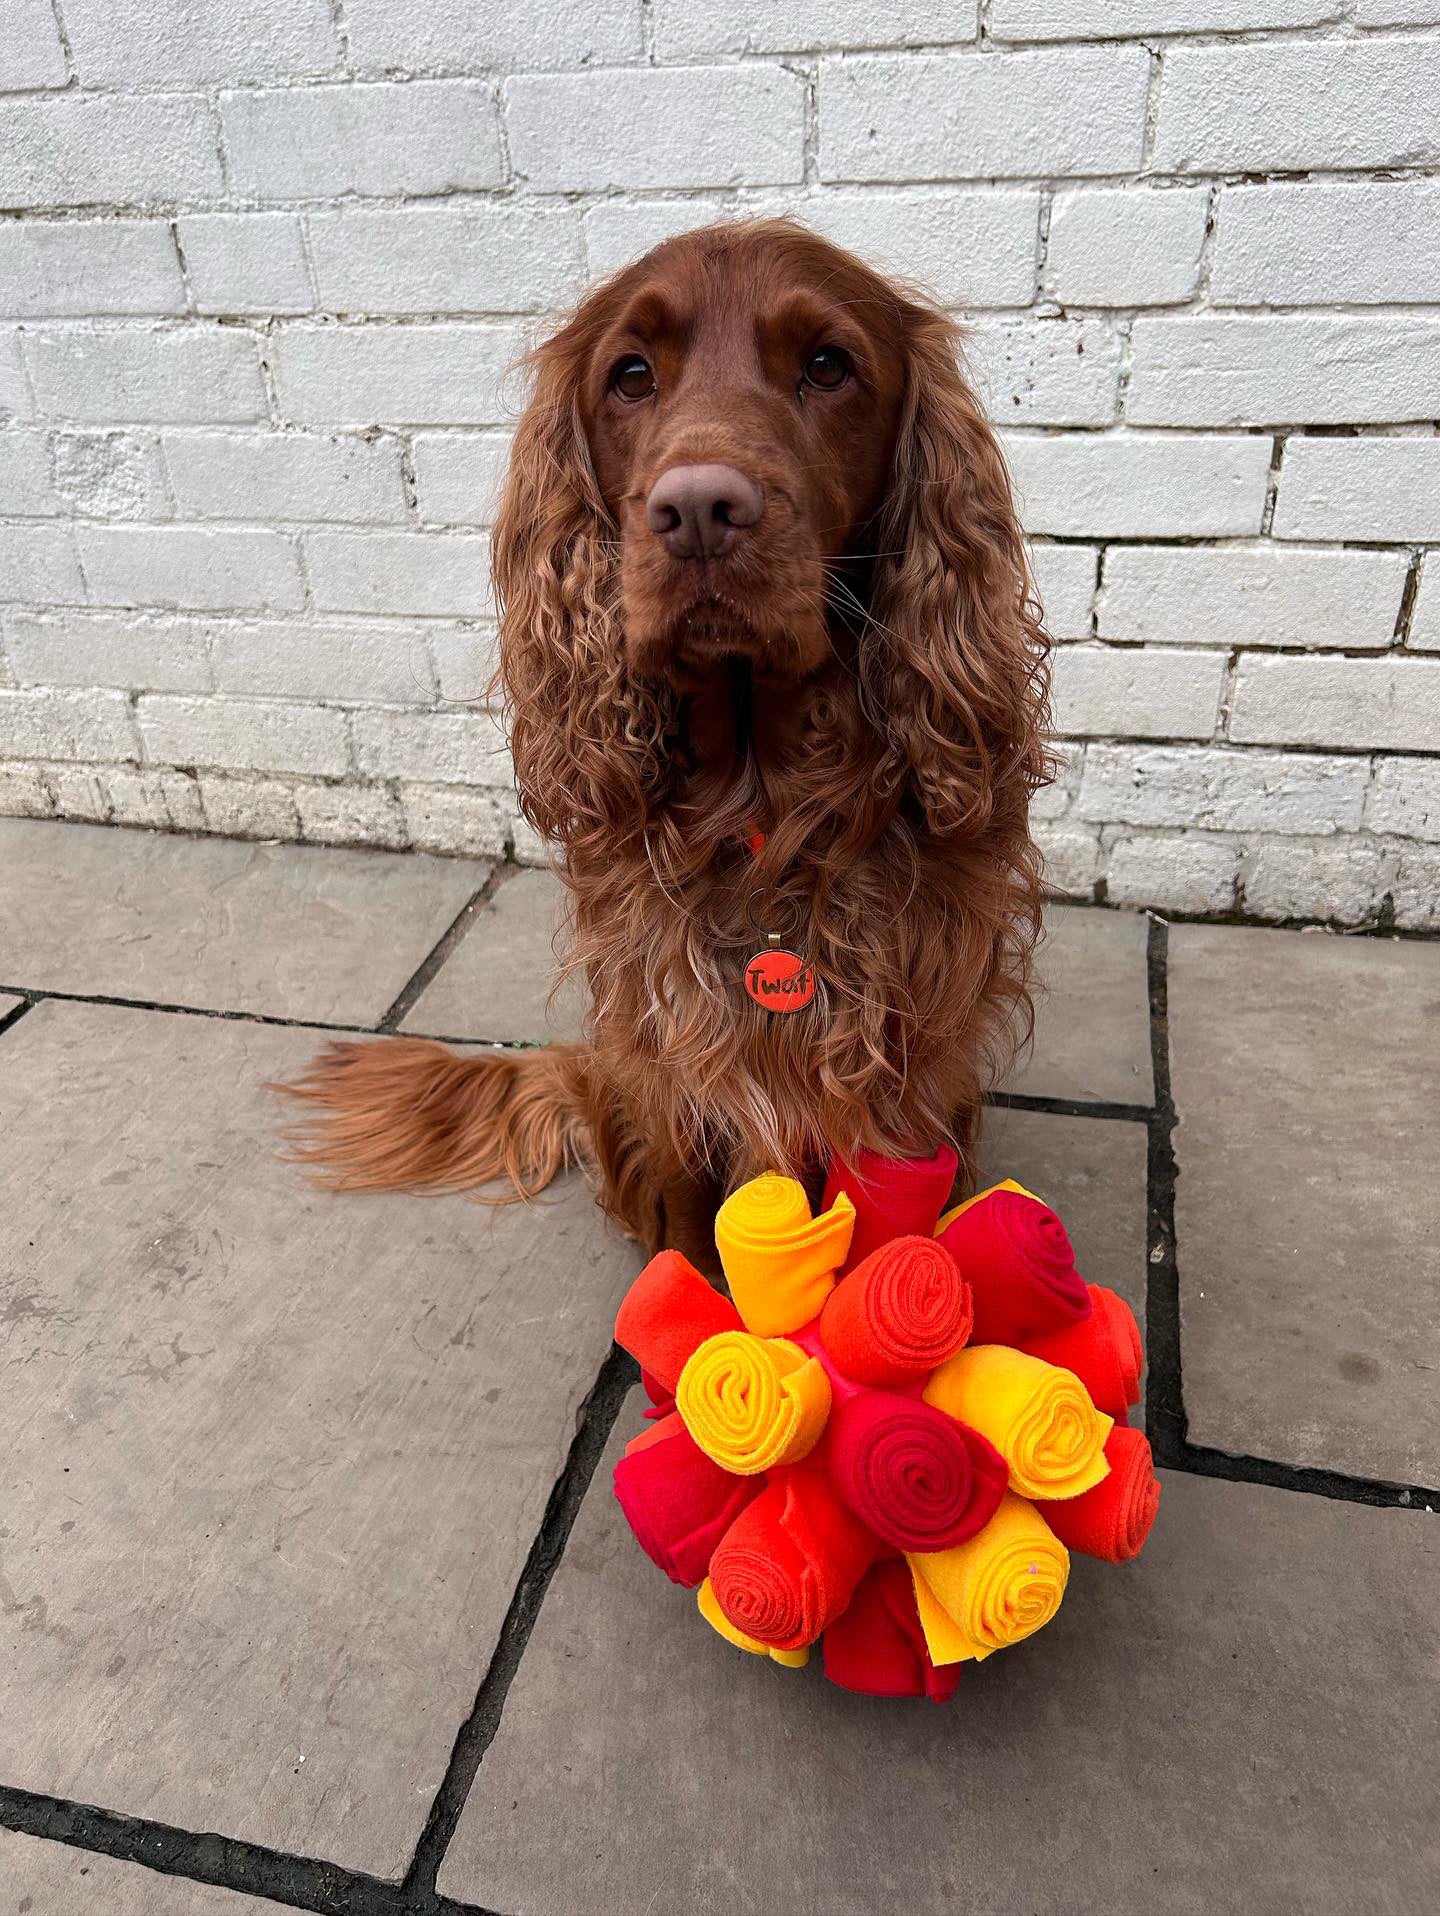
[2,910,1436,1916]
[0,865,555,1056]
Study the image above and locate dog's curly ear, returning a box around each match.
[866,301,1052,840]
[491,317,670,861]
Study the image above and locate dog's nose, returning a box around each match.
[645,463,762,560]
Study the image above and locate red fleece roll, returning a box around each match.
[614,1249,744,1398]
[826,1390,1008,1554]
[818,1236,973,1387]
[613,1412,762,1588]
[823,1145,960,1274]
[937,1188,1090,1346]
[1040,1425,1160,1564]
[1021,1284,1143,1420]
[708,1466,876,1652]
[823,1560,961,1702]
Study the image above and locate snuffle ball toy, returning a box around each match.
[611,1148,1159,1701]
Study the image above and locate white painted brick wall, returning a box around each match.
[1077,745,1369,836]
[24,328,266,423]
[0,94,224,208]
[1052,646,1227,739]
[1210,182,1440,309]
[1097,548,1408,650]
[1273,441,1440,543]
[1411,562,1440,652]
[177,215,314,317]
[1230,657,1440,753]
[78,525,305,614]
[1126,314,1440,427]
[1152,37,1440,173]
[1005,433,1272,538]
[0,221,185,319]
[507,68,807,191]
[1,0,68,90]
[1043,188,1209,308]
[820,49,1150,180]
[1,5,1436,928]
[219,82,505,200]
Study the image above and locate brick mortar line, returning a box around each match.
[1,18,1438,105]
[9,175,1440,226]
[9,300,1440,327]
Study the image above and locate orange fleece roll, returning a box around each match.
[1021,1285,1143,1421]
[818,1235,973,1387]
[708,1466,876,1652]
[614,1249,744,1398]
[1040,1425,1160,1565]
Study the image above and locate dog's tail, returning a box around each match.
[276,1038,593,1198]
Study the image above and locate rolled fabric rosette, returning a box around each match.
[677,1330,832,1475]
[615,1248,745,1397]
[715,1174,855,1336]
[822,1559,960,1702]
[818,1235,973,1387]
[907,1491,1070,1665]
[707,1466,876,1653]
[825,1390,1007,1554]
[936,1182,1090,1346]
[1021,1284,1143,1421]
[613,1411,764,1588]
[1040,1424,1160,1565]
[822,1144,960,1274]
[923,1344,1113,1501]
[697,1577,810,1668]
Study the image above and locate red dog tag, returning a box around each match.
[744,947,815,1013]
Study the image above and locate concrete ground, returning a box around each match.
[0,817,1435,1916]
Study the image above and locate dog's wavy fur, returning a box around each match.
[283,220,1051,1265]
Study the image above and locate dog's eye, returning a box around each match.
[802,347,851,392]
[610,355,656,401]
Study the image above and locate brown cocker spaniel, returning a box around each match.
[287,219,1052,1276]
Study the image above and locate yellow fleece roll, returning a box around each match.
[715,1174,856,1336]
[676,1330,832,1475]
[697,1577,809,1668]
[906,1492,1070,1665]
[923,1344,1113,1500]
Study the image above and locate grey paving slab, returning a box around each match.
[0,991,22,1020]
[0,1000,635,1880]
[1006,903,1154,1105]
[401,866,585,1042]
[1170,924,1440,1485]
[439,1408,1439,1916]
[0,1829,276,1915]
[0,818,488,1024]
